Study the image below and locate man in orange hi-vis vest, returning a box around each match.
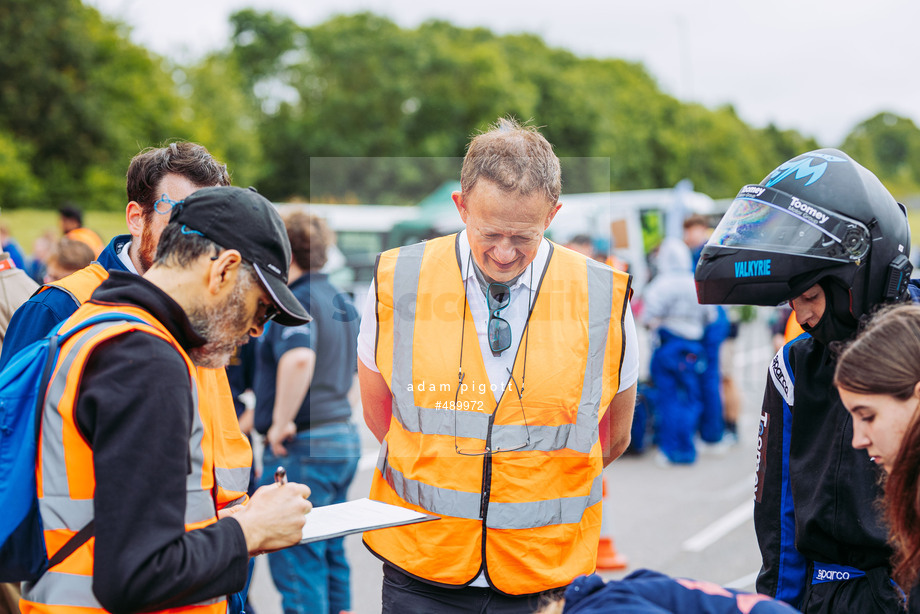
[357,117,640,613]
[3,143,261,611]
[21,187,313,614]
[58,204,104,258]
[2,143,255,513]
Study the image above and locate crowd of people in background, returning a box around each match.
[4,126,920,614]
[0,205,107,355]
[0,160,807,483]
[0,204,103,288]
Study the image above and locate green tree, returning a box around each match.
[179,56,265,187]
[229,9,302,96]
[0,129,42,209]
[0,0,192,209]
[3,4,915,213]
[757,123,820,169]
[841,112,920,196]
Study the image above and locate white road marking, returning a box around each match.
[725,570,760,590]
[682,499,753,552]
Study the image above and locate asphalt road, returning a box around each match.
[249,309,777,614]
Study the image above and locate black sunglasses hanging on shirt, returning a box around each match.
[487,282,512,354]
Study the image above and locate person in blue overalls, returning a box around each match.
[641,237,717,465]
[684,214,732,448]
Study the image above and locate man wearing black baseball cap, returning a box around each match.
[170,186,312,328]
[22,186,313,613]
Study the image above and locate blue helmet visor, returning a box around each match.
[707,185,871,264]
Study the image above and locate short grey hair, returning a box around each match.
[154,222,258,286]
[460,117,561,207]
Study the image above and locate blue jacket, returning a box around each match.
[0,235,131,370]
[562,571,797,613]
[3,239,26,270]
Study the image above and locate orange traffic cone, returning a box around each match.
[596,476,628,570]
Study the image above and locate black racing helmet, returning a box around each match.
[695,148,911,323]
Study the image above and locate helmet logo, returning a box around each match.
[739,185,765,197]
[735,259,771,278]
[764,154,847,188]
[788,197,829,225]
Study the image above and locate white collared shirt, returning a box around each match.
[116,240,139,275]
[456,229,547,402]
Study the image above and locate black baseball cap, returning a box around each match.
[170,186,311,326]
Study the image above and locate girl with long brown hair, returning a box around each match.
[834,302,920,595]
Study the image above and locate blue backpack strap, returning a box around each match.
[36,312,149,434]
[51,312,148,343]
[34,312,150,571]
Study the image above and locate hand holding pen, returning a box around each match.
[233,464,311,555]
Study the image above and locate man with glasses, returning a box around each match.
[357,117,639,613]
[2,142,230,366]
[0,142,255,515]
[20,187,314,613]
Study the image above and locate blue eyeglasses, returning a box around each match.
[153,193,181,214]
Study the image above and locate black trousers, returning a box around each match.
[380,563,564,614]
[800,566,905,613]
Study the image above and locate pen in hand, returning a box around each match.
[274,466,287,486]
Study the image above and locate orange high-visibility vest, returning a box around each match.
[784,311,805,344]
[64,227,104,258]
[365,235,632,595]
[20,303,225,614]
[41,264,253,509]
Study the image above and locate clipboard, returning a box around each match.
[299,497,439,544]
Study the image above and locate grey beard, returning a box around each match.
[187,271,253,369]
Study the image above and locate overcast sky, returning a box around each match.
[87,0,919,147]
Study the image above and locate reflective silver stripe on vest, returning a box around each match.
[41,322,125,501]
[215,466,253,496]
[221,494,248,509]
[383,406,596,455]
[39,320,213,533]
[23,569,225,608]
[571,259,615,451]
[485,473,603,529]
[387,251,614,454]
[375,438,388,473]
[39,496,93,531]
[390,242,426,417]
[383,461,482,521]
[186,374,217,525]
[382,460,603,529]
[23,570,101,609]
[393,404,491,439]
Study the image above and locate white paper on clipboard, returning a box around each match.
[299,498,438,544]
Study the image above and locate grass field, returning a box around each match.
[2,209,126,254]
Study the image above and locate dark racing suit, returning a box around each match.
[754,334,904,612]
